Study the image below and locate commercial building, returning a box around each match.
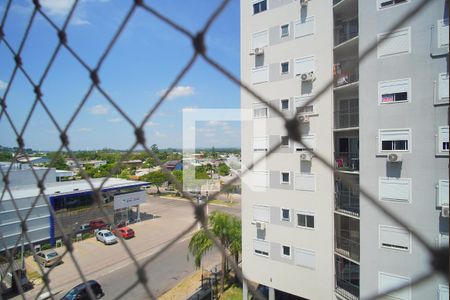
[0,165,148,252]
[241,0,448,299]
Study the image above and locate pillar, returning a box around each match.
[269,287,275,300]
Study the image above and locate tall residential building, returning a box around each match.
[240,0,448,299]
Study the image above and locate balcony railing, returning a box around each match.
[335,235,360,262]
[335,110,358,129]
[335,190,359,216]
[334,19,358,46]
[336,277,359,300]
[335,152,359,172]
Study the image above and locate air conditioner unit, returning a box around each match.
[300,0,310,6]
[300,152,313,161]
[299,114,310,122]
[301,71,315,82]
[254,47,264,55]
[387,153,402,162]
[255,222,266,230]
[442,205,449,218]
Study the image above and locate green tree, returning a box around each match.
[217,163,230,176]
[172,170,183,195]
[194,166,210,179]
[150,144,159,154]
[142,171,166,194]
[46,152,70,170]
[188,211,242,295]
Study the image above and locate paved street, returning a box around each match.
[15,194,240,300]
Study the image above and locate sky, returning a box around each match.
[0,0,241,151]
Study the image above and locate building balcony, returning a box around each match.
[333,0,358,20]
[336,278,359,300]
[334,68,359,89]
[335,256,360,300]
[335,189,359,217]
[334,19,358,47]
[335,152,359,172]
[334,109,358,130]
[335,235,360,262]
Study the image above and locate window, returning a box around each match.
[281,245,291,258]
[251,30,269,50]
[379,177,411,203]
[378,78,411,104]
[253,0,267,15]
[281,136,289,147]
[294,135,316,151]
[439,285,449,300]
[379,129,411,152]
[294,248,315,270]
[378,272,411,300]
[294,55,315,76]
[253,136,269,151]
[379,225,411,251]
[437,19,449,49]
[295,96,316,115]
[378,0,408,10]
[438,126,449,153]
[377,27,411,58]
[297,212,315,229]
[438,73,449,102]
[253,107,268,118]
[280,99,289,111]
[253,240,270,257]
[253,205,270,223]
[281,24,289,37]
[281,172,290,184]
[281,62,289,74]
[252,171,269,190]
[439,234,449,249]
[281,208,290,222]
[294,16,315,38]
[438,179,449,207]
[294,173,316,192]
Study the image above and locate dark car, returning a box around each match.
[89,219,107,230]
[61,280,104,300]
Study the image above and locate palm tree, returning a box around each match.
[188,211,242,295]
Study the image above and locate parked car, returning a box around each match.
[60,280,104,300]
[112,226,135,239]
[89,219,107,230]
[78,224,91,232]
[34,249,62,267]
[95,230,117,245]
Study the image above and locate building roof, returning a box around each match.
[162,160,182,167]
[2,177,149,201]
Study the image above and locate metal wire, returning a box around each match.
[0,0,447,299]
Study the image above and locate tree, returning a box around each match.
[142,171,166,194]
[150,144,159,154]
[188,211,242,295]
[172,170,183,195]
[46,152,70,170]
[217,163,230,176]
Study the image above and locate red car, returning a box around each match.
[89,219,108,230]
[113,227,135,239]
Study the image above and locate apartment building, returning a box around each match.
[241,0,448,299]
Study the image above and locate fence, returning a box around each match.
[0,0,448,299]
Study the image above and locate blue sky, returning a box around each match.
[0,0,240,151]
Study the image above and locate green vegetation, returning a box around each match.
[218,163,231,176]
[220,285,243,300]
[141,170,167,193]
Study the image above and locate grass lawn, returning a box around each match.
[220,285,243,300]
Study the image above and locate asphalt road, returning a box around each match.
[14,195,240,300]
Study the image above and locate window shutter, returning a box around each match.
[294,56,315,75]
[378,27,410,58]
[437,19,449,48]
[251,30,269,49]
[294,96,316,114]
[294,16,315,38]
[294,248,315,269]
[439,126,449,152]
[440,234,449,248]
[378,78,410,102]
[294,173,316,192]
[251,66,269,84]
[253,240,270,255]
[438,73,449,101]
[252,171,268,189]
[379,177,411,202]
[379,225,410,250]
[439,180,449,206]
[380,129,410,141]
[253,136,269,151]
[378,272,411,300]
[253,205,270,222]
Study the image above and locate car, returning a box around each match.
[112,226,135,239]
[60,280,104,300]
[95,230,117,245]
[89,219,107,230]
[34,249,62,267]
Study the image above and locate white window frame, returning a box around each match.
[437,179,449,207]
[437,126,449,155]
[294,55,315,76]
[378,78,411,104]
[281,244,292,258]
[378,128,411,153]
[294,172,316,192]
[280,208,291,222]
[294,95,317,115]
[437,19,449,49]
[296,211,315,230]
[378,272,411,300]
[253,136,269,152]
[280,171,290,184]
[437,72,449,103]
[252,103,269,119]
[379,225,411,252]
[377,27,411,58]
[280,135,290,148]
[379,177,412,203]
[376,0,410,11]
[253,205,270,223]
[280,98,290,111]
[251,0,268,15]
[280,24,289,38]
[253,239,270,257]
[294,247,316,270]
[439,233,449,249]
[294,16,315,39]
[280,61,289,75]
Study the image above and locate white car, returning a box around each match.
[95,229,118,245]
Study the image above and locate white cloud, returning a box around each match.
[40,0,74,16]
[77,127,92,132]
[146,121,159,127]
[157,86,194,100]
[155,131,166,137]
[108,117,122,123]
[89,104,109,115]
[72,15,90,25]
[0,80,8,90]
[182,107,198,113]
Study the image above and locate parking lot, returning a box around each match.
[14,194,240,299]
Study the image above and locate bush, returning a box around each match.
[82,232,94,240]
[41,243,51,251]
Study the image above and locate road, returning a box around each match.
[15,195,240,300]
